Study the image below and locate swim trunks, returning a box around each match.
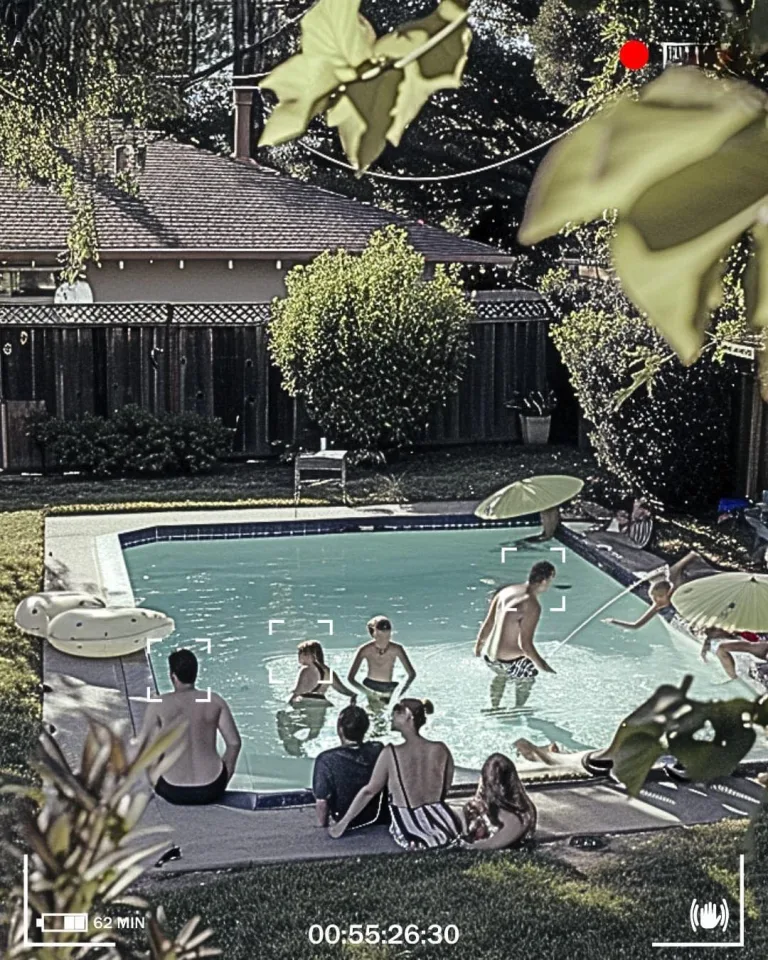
[155,763,228,806]
[483,654,538,680]
[362,677,399,697]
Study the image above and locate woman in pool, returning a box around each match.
[462,753,537,849]
[289,640,357,704]
[277,641,357,757]
[328,698,462,849]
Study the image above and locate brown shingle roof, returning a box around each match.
[0,138,512,264]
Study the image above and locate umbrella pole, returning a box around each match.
[550,565,668,655]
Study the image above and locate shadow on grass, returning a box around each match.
[141,809,767,960]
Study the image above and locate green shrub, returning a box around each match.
[550,305,737,508]
[31,405,233,478]
[268,225,474,453]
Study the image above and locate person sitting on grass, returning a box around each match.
[135,648,241,806]
[603,551,700,630]
[328,698,462,849]
[461,753,537,850]
[313,705,388,830]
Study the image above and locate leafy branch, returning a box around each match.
[258,0,473,170]
[4,721,219,959]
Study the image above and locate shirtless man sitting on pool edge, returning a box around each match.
[347,616,417,704]
[473,561,557,679]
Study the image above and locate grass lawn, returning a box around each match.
[139,817,767,960]
[1,443,766,956]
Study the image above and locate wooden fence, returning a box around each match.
[0,298,559,468]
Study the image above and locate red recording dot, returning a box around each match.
[619,40,649,70]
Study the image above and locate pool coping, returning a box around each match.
[43,502,768,806]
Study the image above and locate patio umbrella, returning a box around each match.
[671,572,768,633]
[474,475,584,520]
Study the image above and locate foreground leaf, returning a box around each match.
[606,675,768,795]
[519,68,768,363]
[260,0,375,147]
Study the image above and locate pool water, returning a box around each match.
[126,526,761,790]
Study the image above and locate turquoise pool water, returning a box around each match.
[126,526,761,790]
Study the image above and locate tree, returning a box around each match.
[0,0,233,274]
[268,226,474,453]
[528,0,603,106]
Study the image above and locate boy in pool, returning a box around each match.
[347,616,416,704]
[603,551,700,630]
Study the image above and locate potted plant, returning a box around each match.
[508,388,557,445]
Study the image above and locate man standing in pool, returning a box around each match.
[474,561,557,680]
[347,616,417,705]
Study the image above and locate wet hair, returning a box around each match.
[367,615,392,636]
[298,640,326,671]
[529,561,556,585]
[169,648,198,685]
[338,704,369,743]
[478,753,537,836]
[394,697,434,730]
[650,579,673,598]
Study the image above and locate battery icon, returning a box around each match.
[36,913,89,932]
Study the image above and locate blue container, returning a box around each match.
[718,497,751,514]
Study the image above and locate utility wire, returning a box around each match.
[297,123,581,183]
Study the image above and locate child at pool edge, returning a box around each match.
[603,551,700,630]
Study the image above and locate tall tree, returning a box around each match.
[0,0,233,273]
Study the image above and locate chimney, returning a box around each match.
[233,88,254,160]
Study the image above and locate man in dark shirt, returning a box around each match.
[313,705,388,830]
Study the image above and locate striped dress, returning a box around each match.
[388,746,462,850]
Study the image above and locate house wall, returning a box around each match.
[86,258,288,302]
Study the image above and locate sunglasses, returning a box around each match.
[374,621,392,631]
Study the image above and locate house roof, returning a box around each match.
[0,138,512,264]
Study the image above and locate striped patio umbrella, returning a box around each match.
[474,474,584,520]
[672,572,768,633]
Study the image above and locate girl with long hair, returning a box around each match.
[463,752,537,850]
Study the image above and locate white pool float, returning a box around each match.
[15,592,106,637]
[46,607,175,658]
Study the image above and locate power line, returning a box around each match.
[297,123,581,183]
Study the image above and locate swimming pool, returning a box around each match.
[124,523,761,791]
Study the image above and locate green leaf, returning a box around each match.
[259,0,375,148]
[519,69,766,246]
[377,0,472,148]
[745,222,768,328]
[520,69,768,364]
[327,68,404,171]
[606,676,768,796]
[301,0,374,70]
[259,58,340,147]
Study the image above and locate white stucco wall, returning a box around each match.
[86,258,288,302]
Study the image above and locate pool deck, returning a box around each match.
[41,501,767,875]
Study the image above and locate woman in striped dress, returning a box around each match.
[328,698,461,849]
